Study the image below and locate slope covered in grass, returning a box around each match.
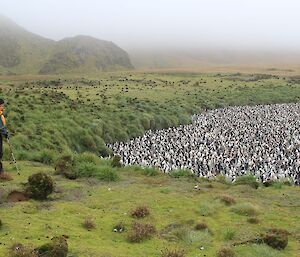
[1,72,300,163]
[0,15,133,75]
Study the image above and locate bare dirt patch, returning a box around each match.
[7,191,29,202]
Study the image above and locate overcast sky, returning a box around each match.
[0,0,300,52]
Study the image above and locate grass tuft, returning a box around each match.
[230,203,259,216]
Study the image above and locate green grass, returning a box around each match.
[1,72,300,161]
[0,161,299,256]
[0,71,300,256]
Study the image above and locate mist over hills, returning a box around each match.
[1,14,300,75]
[128,47,300,71]
[0,15,133,75]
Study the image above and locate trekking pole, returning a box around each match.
[6,137,20,175]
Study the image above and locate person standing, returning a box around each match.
[0,99,9,174]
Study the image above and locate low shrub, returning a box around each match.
[131,205,150,218]
[82,217,96,230]
[199,202,220,216]
[0,219,2,229]
[220,195,236,205]
[111,155,122,167]
[215,175,231,185]
[169,169,195,179]
[160,223,185,242]
[194,222,208,231]
[161,248,186,257]
[172,227,191,243]
[230,203,259,216]
[247,217,260,224]
[54,153,75,179]
[37,236,68,257]
[75,152,99,165]
[281,179,292,186]
[141,167,160,176]
[127,222,156,243]
[264,179,292,188]
[223,228,236,240]
[55,152,119,181]
[217,247,235,257]
[235,175,259,189]
[34,149,57,165]
[9,243,37,257]
[95,166,119,182]
[26,172,55,200]
[270,182,284,189]
[262,228,289,250]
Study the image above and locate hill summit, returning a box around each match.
[0,15,133,75]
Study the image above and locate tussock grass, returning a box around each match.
[230,203,259,216]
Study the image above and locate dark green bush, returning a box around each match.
[26,173,54,200]
[54,152,119,181]
[74,152,99,165]
[235,175,259,189]
[262,229,289,250]
[33,149,57,165]
[37,236,68,257]
[96,166,119,181]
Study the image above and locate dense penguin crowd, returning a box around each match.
[109,103,300,184]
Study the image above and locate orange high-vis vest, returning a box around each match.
[0,111,6,127]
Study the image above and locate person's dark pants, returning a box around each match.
[0,135,3,173]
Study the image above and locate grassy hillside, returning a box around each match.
[0,160,299,256]
[0,15,133,75]
[0,71,299,256]
[0,15,55,75]
[39,36,133,75]
[0,72,300,163]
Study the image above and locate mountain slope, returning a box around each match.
[0,15,133,74]
[39,35,133,74]
[0,15,55,74]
